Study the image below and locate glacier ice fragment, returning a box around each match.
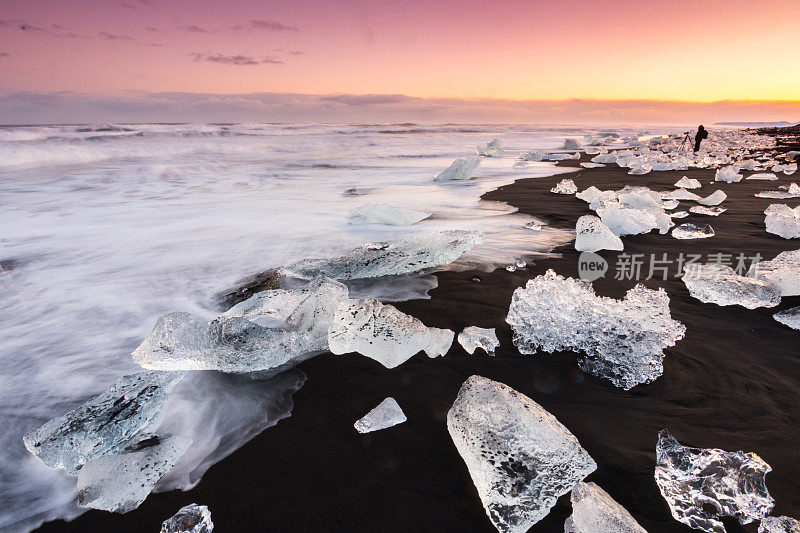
[748,249,800,296]
[354,397,407,433]
[690,205,726,216]
[132,277,348,372]
[759,516,800,533]
[765,204,800,239]
[773,306,800,330]
[77,435,192,513]
[698,190,727,206]
[564,481,646,533]
[447,376,596,533]
[457,327,499,355]
[715,166,743,182]
[561,138,580,150]
[574,215,624,252]
[674,176,702,189]
[161,503,214,533]
[672,223,715,239]
[477,138,504,157]
[506,270,685,389]
[435,156,481,181]
[682,263,781,309]
[747,173,779,181]
[23,371,185,474]
[551,178,578,195]
[283,230,485,280]
[655,429,774,533]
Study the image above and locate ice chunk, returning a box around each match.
[584,147,602,155]
[690,206,726,216]
[663,188,702,201]
[133,277,349,372]
[747,173,779,181]
[786,151,800,162]
[655,429,774,533]
[748,249,800,296]
[354,397,407,434]
[698,190,727,206]
[574,215,624,252]
[506,270,685,389]
[580,162,605,168]
[576,186,615,207]
[759,516,800,532]
[435,156,481,182]
[328,298,449,368]
[715,165,743,182]
[628,163,652,175]
[591,153,617,164]
[425,327,456,357]
[672,223,715,239]
[773,306,800,330]
[457,326,499,355]
[447,376,597,533]
[661,199,680,210]
[520,151,545,162]
[674,176,702,189]
[671,211,689,218]
[161,504,214,533]
[564,482,646,533]
[283,230,485,280]
[561,138,581,150]
[477,138,504,157]
[596,200,672,237]
[348,203,430,226]
[77,435,191,513]
[682,263,781,309]
[23,371,185,474]
[551,178,578,195]
[765,204,800,239]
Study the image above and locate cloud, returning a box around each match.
[0,52,9,58]
[177,25,212,33]
[1,91,799,126]
[98,31,136,41]
[241,19,299,32]
[191,53,284,66]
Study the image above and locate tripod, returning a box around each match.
[679,131,694,151]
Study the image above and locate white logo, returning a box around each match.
[578,252,608,281]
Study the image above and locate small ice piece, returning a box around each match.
[661,199,680,210]
[759,516,800,532]
[748,249,800,296]
[561,138,581,150]
[354,397,407,434]
[682,263,781,309]
[786,151,800,162]
[663,188,702,201]
[328,298,451,368]
[447,376,597,533]
[161,504,214,533]
[764,204,800,239]
[551,178,578,195]
[283,230,485,280]
[574,215,624,252]
[671,211,690,218]
[525,222,543,231]
[77,435,192,513]
[596,200,671,237]
[506,270,685,389]
[133,277,349,372]
[715,165,743,182]
[23,371,185,474]
[690,205,726,216]
[674,176,702,189]
[564,482,646,533]
[506,265,517,272]
[515,259,527,268]
[584,147,601,155]
[773,306,800,330]
[628,163,652,175]
[435,156,481,181]
[425,327,456,357]
[457,326,499,355]
[348,203,431,226]
[755,183,800,199]
[477,138,504,157]
[698,190,727,206]
[655,429,774,533]
[576,186,615,206]
[591,153,617,164]
[672,223,714,239]
[747,173,779,181]
[580,162,605,168]
[520,151,545,162]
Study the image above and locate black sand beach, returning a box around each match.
[37,152,800,533]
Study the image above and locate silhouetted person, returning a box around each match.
[694,125,708,152]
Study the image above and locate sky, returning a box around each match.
[1,0,799,124]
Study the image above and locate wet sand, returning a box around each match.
[37,157,800,532]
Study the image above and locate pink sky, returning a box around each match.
[1,0,799,123]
